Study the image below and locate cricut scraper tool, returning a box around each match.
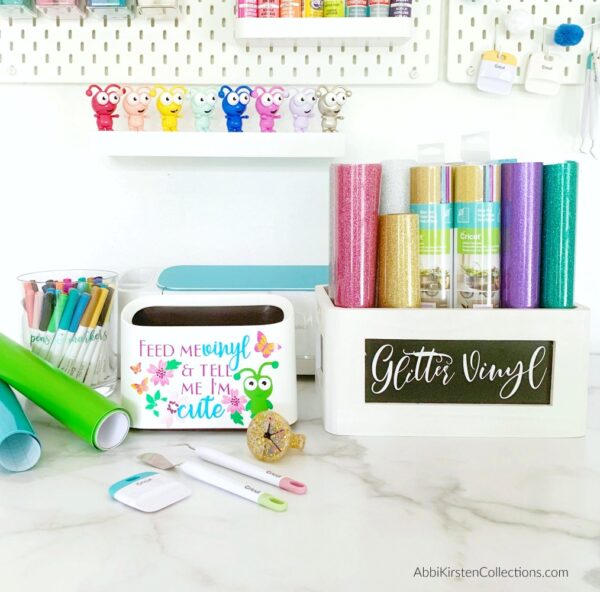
[138,452,288,512]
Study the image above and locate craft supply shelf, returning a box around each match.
[93,131,346,157]
[234,16,412,45]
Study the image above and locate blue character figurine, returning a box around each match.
[218,85,253,132]
[190,87,218,132]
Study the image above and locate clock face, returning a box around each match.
[247,411,291,462]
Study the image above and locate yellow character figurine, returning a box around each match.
[150,85,188,132]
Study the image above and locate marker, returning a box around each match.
[24,282,35,328]
[73,287,109,381]
[30,291,44,354]
[48,290,86,367]
[38,291,68,359]
[84,286,114,385]
[60,288,99,375]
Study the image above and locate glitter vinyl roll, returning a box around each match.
[377,214,420,308]
[453,164,501,308]
[0,380,41,472]
[330,163,382,308]
[0,333,130,451]
[541,161,578,308]
[501,162,543,308]
[380,159,415,215]
[410,165,453,308]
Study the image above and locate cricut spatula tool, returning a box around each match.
[138,452,288,512]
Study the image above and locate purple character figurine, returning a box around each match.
[289,87,318,133]
[251,86,289,133]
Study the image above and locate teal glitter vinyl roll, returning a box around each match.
[541,161,578,308]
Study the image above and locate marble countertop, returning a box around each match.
[2,378,600,592]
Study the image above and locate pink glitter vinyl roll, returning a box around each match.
[330,163,382,308]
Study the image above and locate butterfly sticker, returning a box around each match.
[254,331,281,359]
[130,362,142,374]
[131,377,149,395]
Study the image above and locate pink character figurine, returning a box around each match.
[122,86,152,132]
[86,84,126,131]
[251,86,289,133]
[289,87,317,133]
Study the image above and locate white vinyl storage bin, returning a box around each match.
[121,293,297,429]
[316,286,590,438]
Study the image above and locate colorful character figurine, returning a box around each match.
[233,361,279,418]
[316,86,352,133]
[251,86,289,133]
[86,83,125,131]
[288,87,318,133]
[218,85,252,133]
[150,85,188,132]
[189,87,218,132]
[122,86,152,132]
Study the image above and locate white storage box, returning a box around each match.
[316,286,590,437]
[122,293,297,429]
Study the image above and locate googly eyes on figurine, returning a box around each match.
[86,83,126,131]
[252,86,289,133]
[122,86,152,132]
[189,87,219,132]
[316,85,351,133]
[150,85,188,132]
[218,85,253,133]
[289,88,318,133]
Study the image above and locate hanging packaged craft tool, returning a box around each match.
[0,380,41,472]
[139,452,288,512]
[580,50,599,158]
[476,50,517,96]
[410,165,453,308]
[453,164,501,309]
[109,472,191,513]
[525,52,563,96]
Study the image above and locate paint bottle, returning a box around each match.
[280,0,300,16]
[453,164,501,308]
[389,0,410,17]
[409,165,453,308]
[368,0,388,17]
[238,0,257,17]
[323,0,343,17]
[258,0,279,17]
[303,0,323,17]
[345,0,366,17]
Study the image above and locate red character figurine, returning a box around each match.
[86,83,126,131]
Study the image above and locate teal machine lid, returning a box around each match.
[158,265,329,292]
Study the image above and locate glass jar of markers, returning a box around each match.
[17,270,118,397]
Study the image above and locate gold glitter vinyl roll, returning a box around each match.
[377,214,421,308]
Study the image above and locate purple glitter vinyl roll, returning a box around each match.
[330,163,382,308]
[501,162,543,308]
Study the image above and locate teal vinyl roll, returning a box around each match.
[0,380,41,472]
[541,161,578,308]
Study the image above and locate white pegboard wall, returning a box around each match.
[0,0,441,84]
[448,0,599,85]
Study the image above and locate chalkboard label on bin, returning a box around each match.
[365,339,553,405]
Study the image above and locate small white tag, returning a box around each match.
[525,51,563,96]
[461,132,491,164]
[476,51,518,96]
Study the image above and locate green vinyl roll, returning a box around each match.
[541,161,578,308]
[0,333,129,450]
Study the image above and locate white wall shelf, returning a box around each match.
[93,131,346,158]
[234,16,412,46]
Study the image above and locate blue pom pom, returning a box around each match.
[554,23,585,47]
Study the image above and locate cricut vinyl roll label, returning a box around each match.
[365,339,553,404]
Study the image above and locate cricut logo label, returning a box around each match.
[365,339,553,405]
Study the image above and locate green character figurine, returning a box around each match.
[233,361,279,418]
